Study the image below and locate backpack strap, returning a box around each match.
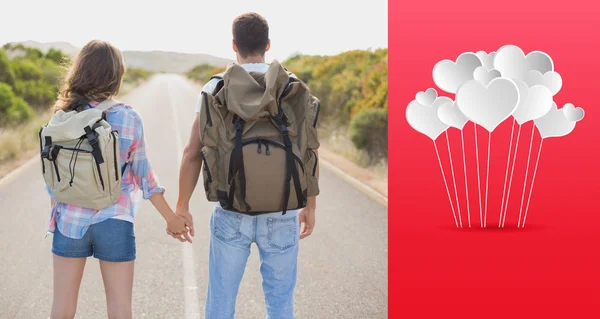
[95,99,123,112]
[209,73,225,96]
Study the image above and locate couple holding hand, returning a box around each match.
[44,12,319,319]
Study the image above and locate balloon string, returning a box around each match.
[434,140,459,227]
[461,130,471,228]
[521,139,544,228]
[446,131,463,227]
[499,119,516,227]
[474,124,483,228]
[518,123,536,227]
[484,131,491,228]
[502,124,522,228]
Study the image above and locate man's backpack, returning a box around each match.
[39,99,123,210]
[198,60,320,215]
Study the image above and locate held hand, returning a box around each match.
[166,215,192,243]
[298,206,316,239]
[175,206,195,237]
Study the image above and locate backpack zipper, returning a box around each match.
[242,138,304,173]
[111,131,119,181]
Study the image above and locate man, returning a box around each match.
[174,12,319,319]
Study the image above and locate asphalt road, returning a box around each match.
[0,74,387,319]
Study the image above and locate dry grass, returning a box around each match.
[0,111,52,162]
[0,110,53,178]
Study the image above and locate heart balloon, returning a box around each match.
[406,96,451,140]
[415,88,437,106]
[562,103,585,122]
[432,52,482,94]
[493,45,554,81]
[512,79,553,125]
[534,102,578,139]
[473,66,501,86]
[475,51,496,71]
[524,70,562,96]
[437,100,469,130]
[456,78,520,132]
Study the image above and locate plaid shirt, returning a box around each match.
[45,101,165,239]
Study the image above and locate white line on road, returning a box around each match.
[166,78,201,319]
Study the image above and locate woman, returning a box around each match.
[46,40,190,319]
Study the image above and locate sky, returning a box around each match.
[0,0,388,61]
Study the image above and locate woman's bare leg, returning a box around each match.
[51,255,86,319]
[99,260,135,319]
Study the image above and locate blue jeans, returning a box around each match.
[206,206,300,319]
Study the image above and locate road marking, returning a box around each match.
[0,155,39,187]
[166,78,201,319]
[319,157,388,207]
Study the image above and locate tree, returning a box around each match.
[46,48,67,64]
[0,49,16,87]
[0,82,15,113]
[349,108,388,163]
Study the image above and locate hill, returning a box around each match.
[6,41,233,73]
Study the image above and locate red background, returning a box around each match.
[389,0,600,318]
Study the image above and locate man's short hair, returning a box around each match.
[232,12,269,58]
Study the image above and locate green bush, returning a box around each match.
[350,108,388,162]
[124,67,152,83]
[6,96,33,123]
[46,48,68,65]
[11,58,43,81]
[0,82,15,113]
[14,80,56,108]
[186,63,226,83]
[0,83,33,124]
[0,49,16,87]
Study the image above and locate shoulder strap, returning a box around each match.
[209,73,226,96]
[95,99,123,112]
[210,72,225,81]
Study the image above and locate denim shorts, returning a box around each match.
[52,218,136,262]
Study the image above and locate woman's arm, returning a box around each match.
[128,110,192,242]
[150,192,192,243]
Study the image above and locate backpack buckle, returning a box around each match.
[84,126,98,146]
[41,136,52,158]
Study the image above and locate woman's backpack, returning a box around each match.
[39,99,123,210]
[198,60,320,215]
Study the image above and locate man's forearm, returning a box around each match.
[177,147,203,209]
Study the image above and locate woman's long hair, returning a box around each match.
[53,40,125,112]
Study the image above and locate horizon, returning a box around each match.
[4,39,386,60]
[0,0,387,62]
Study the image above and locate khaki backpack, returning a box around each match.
[39,99,124,210]
[199,60,320,214]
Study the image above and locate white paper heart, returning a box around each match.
[432,52,482,94]
[406,97,451,140]
[534,102,577,139]
[415,88,437,106]
[512,80,553,125]
[456,78,519,132]
[524,70,562,96]
[525,51,554,75]
[562,103,585,122]
[494,45,554,81]
[438,100,469,130]
[473,66,501,86]
[475,51,497,70]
